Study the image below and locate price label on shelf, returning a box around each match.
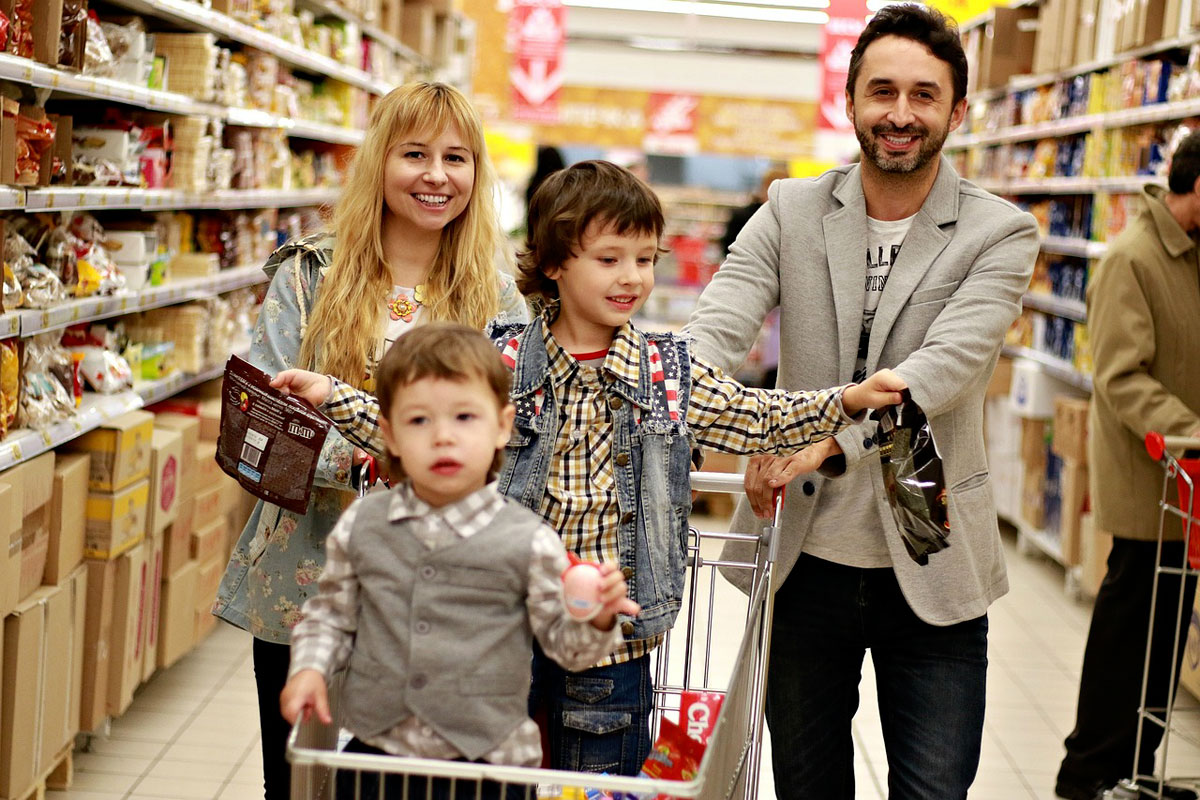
[9,442,20,461]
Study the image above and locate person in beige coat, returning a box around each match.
[1056,132,1200,800]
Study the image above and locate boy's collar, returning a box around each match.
[387,480,503,529]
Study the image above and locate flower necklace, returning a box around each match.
[388,284,426,323]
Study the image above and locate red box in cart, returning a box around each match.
[679,690,724,747]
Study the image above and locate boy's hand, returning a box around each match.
[842,369,907,416]
[271,369,333,407]
[280,669,332,726]
[590,561,640,632]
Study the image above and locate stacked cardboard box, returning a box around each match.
[151,414,200,668]
[1052,396,1090,566]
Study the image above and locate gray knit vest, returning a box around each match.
[341,492,538,760]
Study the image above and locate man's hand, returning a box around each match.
[743,438,842,518]
[271,369,333,407]
[842,368,907,416]
[280,669,331,726]
[591,561,641,632]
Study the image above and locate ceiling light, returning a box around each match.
[562,0,830,24]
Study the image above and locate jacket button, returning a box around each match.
[615,453,630,467]
[411,675,427,689]
[420,566,436,579]
[609,397,623,410]
[621,621,634,636]
[415,621,430,634]
[620,511,635,525]
[621,566,633,579]
[863,436,874,448]
[802,481,815,496]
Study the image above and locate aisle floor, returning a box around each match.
[47,526,1200,800]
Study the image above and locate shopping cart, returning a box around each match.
[1106,433,1200,800]
[287,471,782,800]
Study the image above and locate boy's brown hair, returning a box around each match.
[517,159,667,303]
[375,322,512,479]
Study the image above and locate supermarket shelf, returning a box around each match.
[225,107,364,145]
[136,347,245,407]
[0,187,23,210]
[971,175,1158,195]
[16,264,267,338]
[948,97,1200,150]
[1016,519,1067,567]
[294,0,428,68]
[103,0,393,95]
[1041,235,1109,259]
[1022,292,1087,322]
[23,186,339,211]
[1002,344,1094,392]
[0,391,143,471]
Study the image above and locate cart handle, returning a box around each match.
[1145,432,1200,461]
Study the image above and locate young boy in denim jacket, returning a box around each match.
[279,323,637,800]
[274,161,907,776]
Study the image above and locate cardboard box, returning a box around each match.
[401,1,437,58]
[1057,0,1081,69]
[46,452,89,585]
[1010,358,1081,419]
[194,482,224,525]
[68,409,154,492]
[36,574,83,776]
[190,517,228,566]
[108,544,150,717]
[164,498,195,577]
[65,567,86,756]
[1022,462,1046,529]
[1053,396,1090,462]
[195,441,220,489]
[154,413,200,495]
[1033,0,1063,75]
[979,6,1038,89]
[196,555,223,613]
[0,590,44,798]
[1020,418,1048,469]
[1075,0,1098,63]
[85,479,149,560]
[80,558,116,732]
[158,560,199,668]
[19,506,50,601]
[1058,459,1089,567]
[8,451,55,516]
[148,428,183,535]
[141,533,164,684]
[987,356,1014,398]
[0,482,20,618]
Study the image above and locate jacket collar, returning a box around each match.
[1144,185,1196,259]
[831,155,961,225]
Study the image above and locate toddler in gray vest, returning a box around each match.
[280,323,638,798]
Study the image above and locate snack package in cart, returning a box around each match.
[679,690,724,747]
[217,355,331,514]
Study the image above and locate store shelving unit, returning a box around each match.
[21,186,341,212]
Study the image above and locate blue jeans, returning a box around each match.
[529,642,653,776]
[766,554,988,800]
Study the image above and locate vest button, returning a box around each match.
[420,566,436,580]
[615,453,630,467]
[620,621,634,636]
[415,621,430,634]
[620,511,635,525]
[621,566,633,579]
[802,481,816,496]
[863,436,874,449]
[609,397,623,410]
[411,675,427,689]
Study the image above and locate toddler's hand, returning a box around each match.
[591,561,640,632]
[271,369,333,407]
[842,369,907,416]
[280,669,332,726]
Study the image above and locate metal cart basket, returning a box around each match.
[1107,433,1200,799]
[288,471,782,800]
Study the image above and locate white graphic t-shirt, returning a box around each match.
[803,212,915,570]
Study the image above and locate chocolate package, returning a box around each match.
[875,391,951,565]
[217,354,331,514]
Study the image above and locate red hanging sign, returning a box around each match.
[818,0,869,132]
[644,92,700,155]
[510,0,566,123]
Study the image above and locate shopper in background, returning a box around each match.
[1054,132,1200,800]
[525,144,566,220]
[275,159,909,775]
[280,323,635,800]
[720,165,789,257]
[211,81,529,800]
[684,5,1039,798]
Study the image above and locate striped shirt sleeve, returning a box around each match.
[288,503,360,679]
[687,352,858,455]
[321,378,387,457]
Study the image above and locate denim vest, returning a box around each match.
[488,318,694,640]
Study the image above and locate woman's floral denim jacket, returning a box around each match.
[212,232,530,644]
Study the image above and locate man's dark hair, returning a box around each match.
[846,3,968,106]
[1168,130,1200,194]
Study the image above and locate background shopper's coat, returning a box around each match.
[686,157,1039,626]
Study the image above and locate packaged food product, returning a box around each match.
[875,392,950,565]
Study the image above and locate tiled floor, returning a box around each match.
[47,524,1200,800]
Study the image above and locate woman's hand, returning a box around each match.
[271,369,333,407]
[280,669,331,726]
[743,439,842,518]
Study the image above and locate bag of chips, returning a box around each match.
[874,391,950,565]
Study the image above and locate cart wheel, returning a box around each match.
[1104,779,1143,799]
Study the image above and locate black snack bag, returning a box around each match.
[217,355,332,514]
[874,391,950,565]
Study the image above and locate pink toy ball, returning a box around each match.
[561,553,604,622]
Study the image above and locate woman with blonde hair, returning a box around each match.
[213,81,528,800]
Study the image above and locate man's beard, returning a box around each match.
[855,119,949,174]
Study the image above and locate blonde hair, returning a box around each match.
[299,82,504,386]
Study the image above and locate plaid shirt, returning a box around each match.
[289,482,622,765]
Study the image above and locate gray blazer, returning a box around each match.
[686,157,1038,625]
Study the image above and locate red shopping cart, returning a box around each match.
[287,471,781,800]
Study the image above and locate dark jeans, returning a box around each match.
[1058,539,1199,791]
[766,554,988,800]
[335,739,530,800]
[253,637,293,800]
[528,642,653,776]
